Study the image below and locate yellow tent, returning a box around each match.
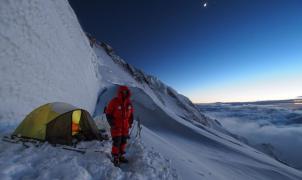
[13,102,101,145]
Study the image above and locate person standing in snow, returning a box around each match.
[105,85,134,166]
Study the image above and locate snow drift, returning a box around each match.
[0,0,100,128]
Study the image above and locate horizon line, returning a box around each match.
[192,96,302,104]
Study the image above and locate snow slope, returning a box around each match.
[0,0,178,179]
[0,125,177,179]
[93,42,224,132]
[0,0,100,129]
[92,43,302,179]
[0,0,302,179]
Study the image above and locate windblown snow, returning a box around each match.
[0,0,302,180]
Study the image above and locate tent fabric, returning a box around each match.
[13,102,101,145]
[51,102,77,114]
[46,111,73,145]
[79,111,100,140]
[13,103,62,140]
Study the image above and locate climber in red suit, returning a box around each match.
[105,85,134,166]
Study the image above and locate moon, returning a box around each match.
[203,2,207,8]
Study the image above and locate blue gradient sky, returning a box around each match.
[70,0,302,103]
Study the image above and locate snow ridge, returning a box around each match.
[90,39,302,180]
[97,41,220,127]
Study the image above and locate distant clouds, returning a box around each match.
[199,103,302,170]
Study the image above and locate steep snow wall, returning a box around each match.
[0,0,100,128]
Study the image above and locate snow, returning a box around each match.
[0,127,177,180]
[0,0,177,179]
[93,43,223,130]
[0,0,101,129]
[93,44,302,179]
[1,0,302,179]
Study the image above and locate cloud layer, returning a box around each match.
[199,103,302,170]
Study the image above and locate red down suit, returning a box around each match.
[105,86,134,155]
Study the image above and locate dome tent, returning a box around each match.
[13,102,101,145]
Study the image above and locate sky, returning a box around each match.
[69,0,302,103]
